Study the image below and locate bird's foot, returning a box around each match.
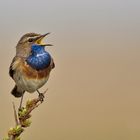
[37,90,45,102]
[18,94,24,110]
[39,93,45,102]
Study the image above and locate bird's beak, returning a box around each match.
[35,33,53,46]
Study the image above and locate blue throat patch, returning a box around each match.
[26,44,51,70]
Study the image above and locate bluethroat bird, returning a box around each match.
[9,33,55,106]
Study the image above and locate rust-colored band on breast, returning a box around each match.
[21,61,51,79]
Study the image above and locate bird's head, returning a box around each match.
[16,33,52,57]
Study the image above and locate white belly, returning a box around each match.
[14,71,49,93]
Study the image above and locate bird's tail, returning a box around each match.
[11,85,25,98]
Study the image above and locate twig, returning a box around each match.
[3,89,48,140]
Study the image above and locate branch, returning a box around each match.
[3,89,48,140]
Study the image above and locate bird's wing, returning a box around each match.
[9,56,22,79]
[9,57,16,78]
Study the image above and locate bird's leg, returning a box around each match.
[37,90,45,102]
[19,94,24,110]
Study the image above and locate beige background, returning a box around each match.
[0,0,140,139]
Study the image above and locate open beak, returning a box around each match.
[35,33,53,46]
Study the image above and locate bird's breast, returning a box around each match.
[12,57,53,93]
[26,52,51,70]
[22,61,52,80]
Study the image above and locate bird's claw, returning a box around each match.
[38,93,45,102]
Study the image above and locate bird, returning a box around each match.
[9,32,55,107]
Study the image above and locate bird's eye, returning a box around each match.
[28,38,34,42]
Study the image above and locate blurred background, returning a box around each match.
[0,0,140,139]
